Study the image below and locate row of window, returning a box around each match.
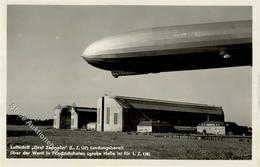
[97,108,118,125]
[71,118,74,126]
[200,123,223,126]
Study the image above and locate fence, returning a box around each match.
[141,132,251,142]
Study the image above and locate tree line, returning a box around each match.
[7,114,53,126]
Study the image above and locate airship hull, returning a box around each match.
[82,20,252,77]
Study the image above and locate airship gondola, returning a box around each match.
[82,20,252,78]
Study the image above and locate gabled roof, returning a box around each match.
[114,96,223,115]
[138,121,152,126]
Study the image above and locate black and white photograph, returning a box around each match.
[1,2,260,166]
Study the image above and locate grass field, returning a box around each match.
[6,125,252,159]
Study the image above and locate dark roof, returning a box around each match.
[114,96,223,115]
[138,121,152,126]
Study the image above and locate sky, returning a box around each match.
[7,5,252,126]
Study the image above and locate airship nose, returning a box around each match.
[82,46,94,60]
[81,41,99,64]
[81,41,110,70]
[82,38,107,59]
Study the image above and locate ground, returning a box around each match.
[6,125,252,159]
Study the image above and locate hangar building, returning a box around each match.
[53,105,96,129]
[96,95,224,132]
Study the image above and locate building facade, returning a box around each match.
[96,95,225,132]
[53,105,96,129]
[96,96,123,131]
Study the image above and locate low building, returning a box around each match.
[197,121,225,135]
[96,95,224,132]
[53,105,96,129]
[86,122,97,131]
[137,121,153,133]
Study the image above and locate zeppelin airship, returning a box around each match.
[82,20,252,78]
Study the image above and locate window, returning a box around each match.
[71,118,74,126]
[114,113,118,124]
[97,109,100,124]
[106,107,110,124]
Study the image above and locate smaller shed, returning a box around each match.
[197,121,225,135]
[137,121,153,133]
[86,122,97,131]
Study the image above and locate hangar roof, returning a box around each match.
[74,107,96,113]
[114,96,223,115]
[55,105,96,113]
